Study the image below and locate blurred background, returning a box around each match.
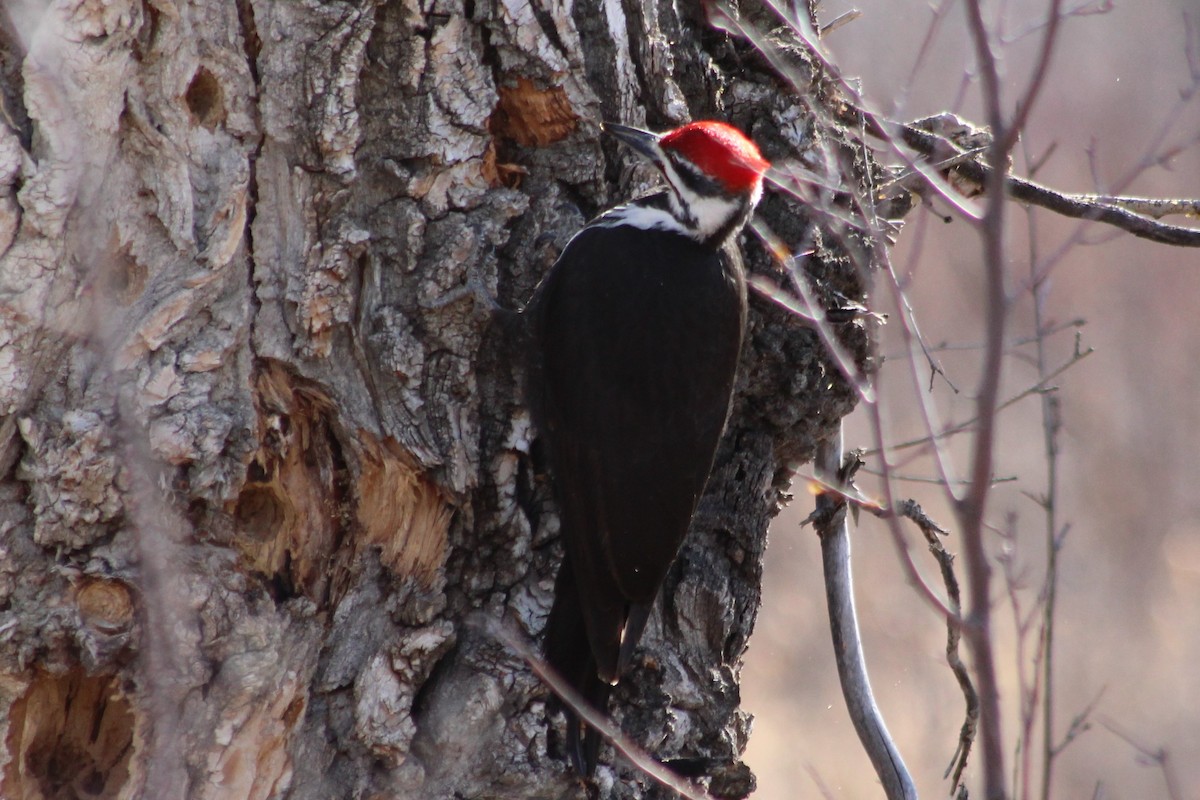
[741,1,1200,798]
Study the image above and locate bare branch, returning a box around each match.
[898,0,958,115]
[1026,178,1064,800]
[1070,195,1200,220]
[859,467,1018,486]
[811,431,918,800]
[804,763,840,800]
[805,482,978,797]
[820,9,862,36]
[1049,689,1104,758]
[962,1,1021,797]
[898,123,1200,247]
[1002,0,1065,152]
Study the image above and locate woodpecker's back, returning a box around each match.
[525,121,767,775]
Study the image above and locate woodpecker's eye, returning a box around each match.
[665,151,725,197]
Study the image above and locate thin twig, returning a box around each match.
[899,499,978,796]
[900,316,1086,357]
[804,763,840,800]
[868,342,1094,456]
[1049,688,1103,758]
[820,9,862,36]
[858,466,1019,486]
[1001,0,1065,152]
[481,616,719,800]
[998,510,1046,800]
[1027,145,1063,800]
[1100,718,1185,800]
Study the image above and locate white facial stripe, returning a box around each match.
[748,179,763,209]
[589,204,691,236]
[589,139,762,244]
[657,145,753,241]
[682,193,744,240]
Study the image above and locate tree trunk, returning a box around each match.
[0,0,876,797]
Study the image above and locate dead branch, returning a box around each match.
[810,431,919,800]
[897,122,1200,247]
[899,499,979,796]
[961,1,1028,795]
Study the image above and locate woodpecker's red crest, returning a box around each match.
[659,120,770,195]
[600,121,769,244]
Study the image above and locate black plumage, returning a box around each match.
[526,191,747,774]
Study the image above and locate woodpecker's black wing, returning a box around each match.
[527,209,746,771]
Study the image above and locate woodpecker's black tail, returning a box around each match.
[543,556,612,776]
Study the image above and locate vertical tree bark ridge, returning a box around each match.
[0,0,878,797]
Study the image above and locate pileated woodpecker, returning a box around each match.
[525,120,770,775]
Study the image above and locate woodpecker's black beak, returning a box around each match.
[602,122,662,163]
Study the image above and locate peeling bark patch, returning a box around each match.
[185,67,226,130]
[355,432,451,588]
[489,77,578,147]
[2,670,134,800]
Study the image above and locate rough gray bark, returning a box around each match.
[0,0,877,797]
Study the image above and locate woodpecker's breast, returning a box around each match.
[526,216,748,605]
[528,217,746,475]
[536,224,745,403]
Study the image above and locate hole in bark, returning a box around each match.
[246,458,269,482]
[103,246,147,305]
[3,671,135,799]
[185,67,225,129]
[235,485,287,542]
